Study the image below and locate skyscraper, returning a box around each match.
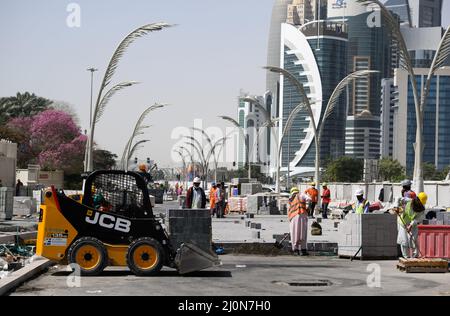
[236,91,264,169]
[279,21,348,176]
[380,78,396,158]
[266,0,291,120]
[383,0,443,28]
[328,1,392,160]
[393,67,450,172]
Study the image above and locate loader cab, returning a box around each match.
[82,170,154,219]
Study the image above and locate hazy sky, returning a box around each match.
[1,0,449,168]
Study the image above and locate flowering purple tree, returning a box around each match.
[8,110,87,172]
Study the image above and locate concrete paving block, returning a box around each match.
[241,183,263,196]
[251,231,261,239]
[13,197,37,216]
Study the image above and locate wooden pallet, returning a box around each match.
[397,258,449,273]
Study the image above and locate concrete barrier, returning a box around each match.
[295,182,450,208]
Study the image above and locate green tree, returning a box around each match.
[93,149,118,170]
[423,162,442,180]
[0,92,52,124]
[323,157,364,183]
[0,125,26,143]
[378,158,406,182]
[440,166,450,180]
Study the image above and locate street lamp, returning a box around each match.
[264,66,319,194]
[191,128,227,183]
[219,115,252,180]
[121,103,167,170]
[358,0,450,193]
[84,67,98,172]
[265,66,378,196]
[86,23,172,173]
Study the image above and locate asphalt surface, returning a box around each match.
[11,255,450,296]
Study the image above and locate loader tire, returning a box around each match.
[68,237,108,276]
[127,237,164,276]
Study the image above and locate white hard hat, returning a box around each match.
[355,189,364,196]
[193,177,201,184]
[401,179,412,187]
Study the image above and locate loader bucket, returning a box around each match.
[174,242,221,275]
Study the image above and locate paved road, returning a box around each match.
[11,255,450,296]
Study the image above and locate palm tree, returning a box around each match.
[0,92,52,123]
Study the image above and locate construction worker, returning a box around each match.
[353,189,370,214]
[396,192,427,258]
[137,163,152,184]
[401,179,416,200]
[288,187,310,256]
[215,182,226,218]
[185,177,206,209]
[209,182,217,217]
[305,182,318,219]
[321,183,331,219]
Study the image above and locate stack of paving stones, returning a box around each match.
[0,188,14,220]
[167,209,212,253]
[436,212,450,225]
[240,183,262,196]
[338,213,398,259]
[247,195,263,214]
[13,197,37,217]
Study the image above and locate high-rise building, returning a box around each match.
[409,0,443,28]
[266,0,291,121]
[393,67,450,172]
[286,0,327,25]
[236,91,264,169]
[328,2,392,160]
[287,0,316,25]
[279,21,348,176]
[385,0,443,27]
[380,78,397,158]
[402,26,444,67]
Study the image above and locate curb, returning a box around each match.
[0,258,52,296]
[217,242,338,256]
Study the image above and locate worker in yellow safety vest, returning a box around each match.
[353,189,370,214]
[396,192,427,258]
[288,187,311,256]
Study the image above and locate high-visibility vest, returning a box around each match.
[355,200,370,214]
[288,194,308,221]
[398,201,416,227]
[209,188,217,209]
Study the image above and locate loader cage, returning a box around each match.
[82,170,153,219]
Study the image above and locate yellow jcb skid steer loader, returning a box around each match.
[36,170,220,276]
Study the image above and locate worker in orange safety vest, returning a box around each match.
[288,187,311,256]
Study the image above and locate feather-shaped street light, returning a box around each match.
[357,0,450,193]
[86,23,173,172]
[121,103,167,170]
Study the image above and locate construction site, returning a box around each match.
[0,174,450,297]
[1,0,450,304]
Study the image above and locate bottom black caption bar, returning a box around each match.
[175,298,273,314]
